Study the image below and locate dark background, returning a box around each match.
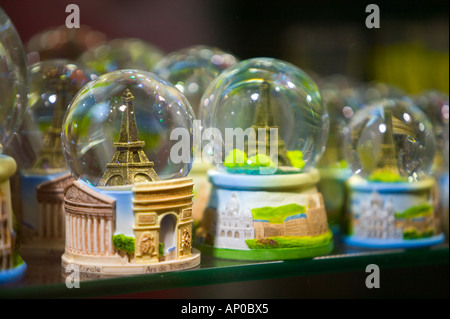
[1,0,449,93]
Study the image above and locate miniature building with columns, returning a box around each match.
[36,173,74,240]
[64,181,116,257]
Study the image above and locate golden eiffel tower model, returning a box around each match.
[377,109,400,175]
[32,78,68,173]
[245,81,290,166]
[98,89,160,186]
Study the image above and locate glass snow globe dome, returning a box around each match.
[415,91,449,171]
[318,75,365,169]
[20,59,97,173]
[346,98,436,183]
[152,45,238,115]
[0,6,28,149]
[200,57,328,175]
[361,81,405,103]
[62,69,196,187]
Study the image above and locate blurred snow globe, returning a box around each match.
[415,90,449,172]
[152,45,238,221]
[346,98,436,183]
[415,91,449,237]
[19,59,97,174]
[200,57,328,175]
[316,75,365,228]
[317,74,365,169]
[152,45,238,115]
[0,6,28,152]
[26,25,106,61]
[78,38,165,75]
[0,5,28,280]
[361,81,406,103]
[62,69,196,187]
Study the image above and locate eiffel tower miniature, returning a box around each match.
[32,78,68,172]
[377,109,400,175]
[245,81,290,166]
[98,89,160,186]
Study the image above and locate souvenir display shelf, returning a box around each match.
[0,234,447,298]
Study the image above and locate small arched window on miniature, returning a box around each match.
[134,173,152,184]
[160,214,177,260]
[106,175,124,186]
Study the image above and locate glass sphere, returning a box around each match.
[416,91,449,173]
[415,91,449,149]
[62,69,195,187]
[200,57,328,174]
[0,7,28,147]
[318,74,365,168]
[78,38,165,75]
[152,45,238,115]
[361,81,405,103]
[19,59,97,172]
[346,99,436,182]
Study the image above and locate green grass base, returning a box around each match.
[196,241,334,261]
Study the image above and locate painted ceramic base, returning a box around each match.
[0,263,27,285]
[317,167,351,231]
[62,178,198,277]
[343,233,445,249]
[345,176,445,249]
[196,168,333,260]
[197,239,333,261]
[61,248,201,277]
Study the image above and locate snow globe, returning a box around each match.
[153,45,238,115]
[343,98,445,248]
[78,38,165,75]
[0,6,27,284]
[60,69,200,278]
[361,81,405,102]
[195,57,333,260]
[153,45,239,224]
[416,91,449,237]
[317,75,365,233]
[17,59,97,249]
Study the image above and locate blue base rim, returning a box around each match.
[342,233,445,249]
[0,263,27,285]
